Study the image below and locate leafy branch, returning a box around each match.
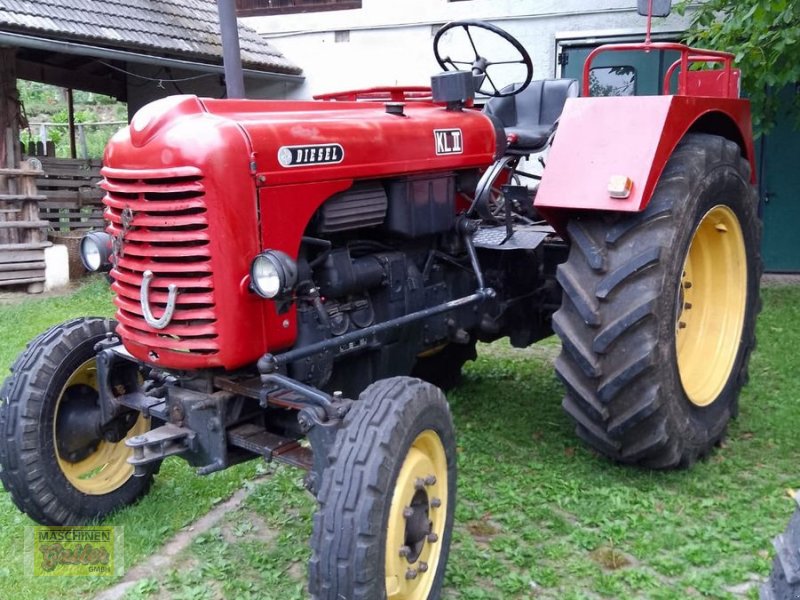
[677,0,800,135]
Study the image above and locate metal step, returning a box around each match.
[473,224,553,250]
[228,423,313,470]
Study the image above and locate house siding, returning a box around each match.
[244,0,695,98]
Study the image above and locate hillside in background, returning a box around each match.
[18,80,127,159]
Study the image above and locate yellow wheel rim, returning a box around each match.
[385,430,448,600]
[53,359,149,495]
[676,205,747,407]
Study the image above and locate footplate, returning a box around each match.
[228,423,313,470]
[126,423,196,476]
[473,225,553,250]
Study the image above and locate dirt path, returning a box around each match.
[93,475,271,600]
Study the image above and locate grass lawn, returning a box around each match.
[0,279,798,599]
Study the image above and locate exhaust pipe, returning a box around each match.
[216,0,246,98]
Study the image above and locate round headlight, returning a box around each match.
[80,232,112,272]
[250,250,298,299]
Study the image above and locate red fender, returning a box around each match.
[534,95,755,231]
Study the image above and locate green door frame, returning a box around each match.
[556,34,799,272]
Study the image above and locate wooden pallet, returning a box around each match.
[0,158,51,292]
[32,157,105,232]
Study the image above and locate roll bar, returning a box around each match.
[582,42,737,99]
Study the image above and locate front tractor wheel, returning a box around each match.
[309,377,456,600]
[553,133,761,468]
[0,318,156,525]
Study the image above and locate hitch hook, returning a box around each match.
[141,270,179,330]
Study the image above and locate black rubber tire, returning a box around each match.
[411,340,477,391]
[552,133,762,469]
[761,495,800,600]
[0,317,157,525]
[309,377,457,600]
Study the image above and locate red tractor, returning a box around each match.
[0,3,760,598]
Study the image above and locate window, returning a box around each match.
[588,66,637,97]
[236,0,361,16]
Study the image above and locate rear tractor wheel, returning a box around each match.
[0,317,157,525]
[553,133,761,468]
[309,377,456,600]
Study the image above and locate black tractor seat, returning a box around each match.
[483,79,579,152]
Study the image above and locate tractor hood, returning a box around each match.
[199,96,499,185]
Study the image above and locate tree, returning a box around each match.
[677,0,800,135]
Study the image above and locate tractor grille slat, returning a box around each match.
[103,167,219,357]
[114,295,217,321]
[111,281,214,307]
[107,222,211,243]
[116,310,218,337]
[105,210,208,229]
[119,326,221,353]
[111,268,214,291]
[104,196,206,213]
[100,179,205,196]
[115,242,212,260]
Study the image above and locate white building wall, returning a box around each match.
[245,0,695,99]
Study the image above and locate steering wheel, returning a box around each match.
[433,20,533,98]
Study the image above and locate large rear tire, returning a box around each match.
[553,133,761,468]
[0,317,157,525]
[309,377,456,600]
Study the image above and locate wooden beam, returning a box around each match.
[0,194,47,202]
[0,47,19,169]
[0,275,45,286]
[0,220,49,228]
[16,58,126,100]
[0,168,45,176]
[67,88,76,159]
[0,261,46,271]
[0,242,51,251]
[0,250,47,263]
[0,269,45,281]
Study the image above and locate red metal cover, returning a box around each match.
[535,95,754,220]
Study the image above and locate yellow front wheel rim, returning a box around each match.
[676,205,748,407]
[53,359,149,495]
[385,430,448,600]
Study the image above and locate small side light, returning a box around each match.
[608,175,633,199]
[80,232,113,272]
[250,250,298,299]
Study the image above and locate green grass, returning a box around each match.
[1,280,799,599]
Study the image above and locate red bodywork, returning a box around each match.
[102,41,753,373]
[102,94,497,371]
